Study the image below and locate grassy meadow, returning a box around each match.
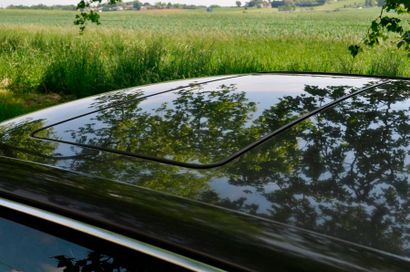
[0,4,409,121]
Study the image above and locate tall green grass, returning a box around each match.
[0,8,409,101]
[1,26,408,99]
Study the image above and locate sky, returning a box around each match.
[0,0,236,7]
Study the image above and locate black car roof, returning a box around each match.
[32,74,378,168]
[1,73,410,271]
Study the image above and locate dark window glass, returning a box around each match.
[0,214,188,271]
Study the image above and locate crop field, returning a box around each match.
[0,4,408,121]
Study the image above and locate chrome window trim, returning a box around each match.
[0,196,224,272]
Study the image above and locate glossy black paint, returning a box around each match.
[1,73,410,271]
[0,157,409,271]
[32,74,376,167]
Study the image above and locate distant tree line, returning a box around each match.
[5,4,76,10]
[244,0,330,8]
[8,0,383,11]
[4,2,207,11]
[364,0,385,7]
[96,1,207,11]
[242,0,385,9]
[245,0,271,8]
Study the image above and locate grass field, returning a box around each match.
[0,4,408,121]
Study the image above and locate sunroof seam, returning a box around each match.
[30,78,390,169]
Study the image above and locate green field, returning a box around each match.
[0,4,408,121]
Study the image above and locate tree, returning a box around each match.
[349,1,410,58]
[74,0,119,32]
[246,0,265,7]
[133,0,142,10]
[53,250,175,271]
[236,1,242,7]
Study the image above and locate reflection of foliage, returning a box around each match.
[9,80,410,257]
[6,79,410,265]
[64,84,260,197]
[257,85,352,130]
[227,85,354,187]
[216,81,410,256]
[59,83,362,200]
[54,250,178,271]
[70,84,257,163]
[0,120,57,162]
[158,86,257,159]
[67,83,356,165]
[63,83,356,198]
[54,252,123,272]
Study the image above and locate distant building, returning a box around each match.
[124,3,134,10]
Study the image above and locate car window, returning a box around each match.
[0,214,189,272]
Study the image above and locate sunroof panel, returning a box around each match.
[33,74,379,167]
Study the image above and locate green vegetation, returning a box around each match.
[0,97,26,122]
[349,0,410,58]
[0,6,408,122]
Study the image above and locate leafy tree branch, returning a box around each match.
[350,0,410,57]
[74,0,120,32]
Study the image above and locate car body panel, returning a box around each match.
[1,73,410,270]
[0,157,409,271]
[31,74,376,167]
